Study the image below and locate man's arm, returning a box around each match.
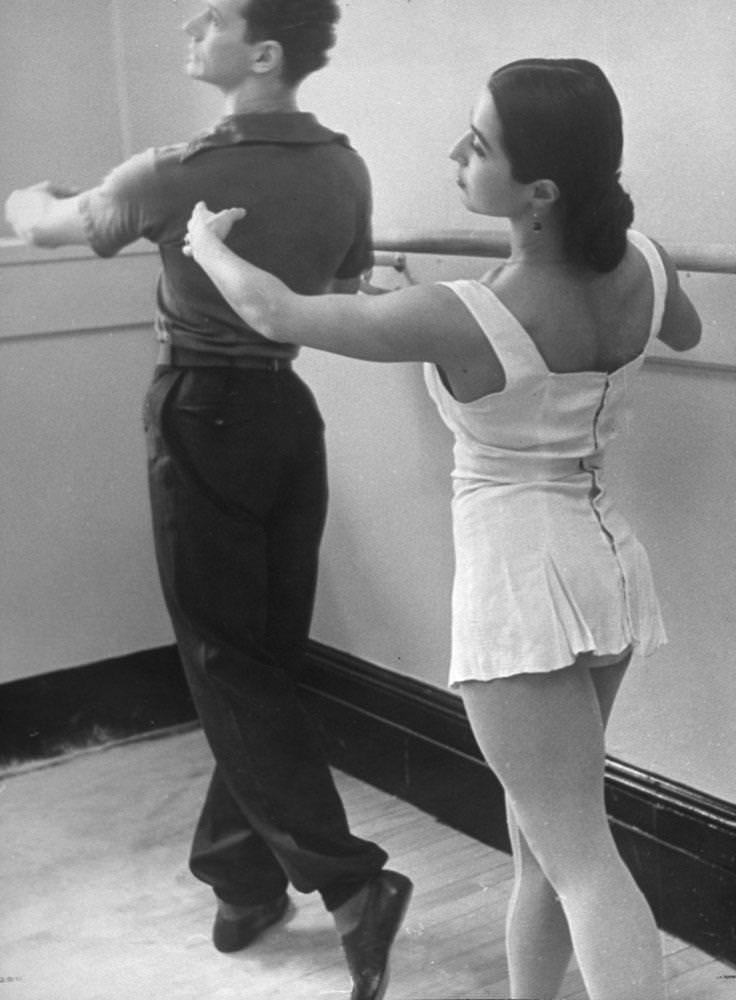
[5,181,90,247]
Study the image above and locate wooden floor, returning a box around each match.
[1,726,733,999]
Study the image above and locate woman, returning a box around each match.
[184,58,700,1000]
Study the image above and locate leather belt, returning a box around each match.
[157,342,292,371]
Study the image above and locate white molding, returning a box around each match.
[1,241,159,341]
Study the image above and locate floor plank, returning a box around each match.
[0,727,732,999]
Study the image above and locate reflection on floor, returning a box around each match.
[1,726,733,999]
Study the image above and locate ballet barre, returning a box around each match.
[372,229,736,275]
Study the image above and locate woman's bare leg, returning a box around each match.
[505,802,573,997]
[503,652,631,998]
[460,654,664,1000]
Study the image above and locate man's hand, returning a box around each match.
[5,180,85,246]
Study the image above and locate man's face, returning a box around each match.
[183,1,257,91]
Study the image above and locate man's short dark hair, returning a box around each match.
[242,0,340,86]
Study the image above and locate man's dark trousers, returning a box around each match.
[144,364,387,912]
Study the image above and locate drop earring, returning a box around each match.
[532,211,542,232]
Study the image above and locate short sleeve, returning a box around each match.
[334,155,374,279]
[78,149,164,257]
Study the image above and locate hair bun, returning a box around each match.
[565,175,634,272]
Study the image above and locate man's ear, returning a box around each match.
[251,39,283,75]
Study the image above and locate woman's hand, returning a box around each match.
[183,200,246,258]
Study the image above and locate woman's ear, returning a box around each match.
[532,179,561,208]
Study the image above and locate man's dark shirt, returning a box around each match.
[79,112,373,359]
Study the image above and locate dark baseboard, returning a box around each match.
[2,641,734,964]
[299,641,736,966]
[0,646,196,765]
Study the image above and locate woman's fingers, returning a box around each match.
[183,203,246,255]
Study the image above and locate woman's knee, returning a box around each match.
[520,817,622,899]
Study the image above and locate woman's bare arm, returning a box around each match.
[185,202,486,365]
[653,240,702,352]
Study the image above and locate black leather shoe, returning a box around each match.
[212,893,289,953]
[340,870,413,1000]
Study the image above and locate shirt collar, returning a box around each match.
[181,111,351,162]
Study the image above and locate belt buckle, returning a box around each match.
[158,342,173,366]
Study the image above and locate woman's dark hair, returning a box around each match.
[489,58,634,272]
[241,0,340,86]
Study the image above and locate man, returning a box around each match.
[5,3,412,997]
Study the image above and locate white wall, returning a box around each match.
[1,244,170,675]
[2,0,735,802]
[301,0,736,801]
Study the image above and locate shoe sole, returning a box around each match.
[213,893,289,953]
[362,873,413,1000]
[383,879,413,999]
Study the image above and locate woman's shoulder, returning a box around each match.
[623,230,666,284]
[435,277,517,328]
[604,232,669,328]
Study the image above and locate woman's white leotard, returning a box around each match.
[424,230,668,684]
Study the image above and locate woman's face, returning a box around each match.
[450,89,529,219]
